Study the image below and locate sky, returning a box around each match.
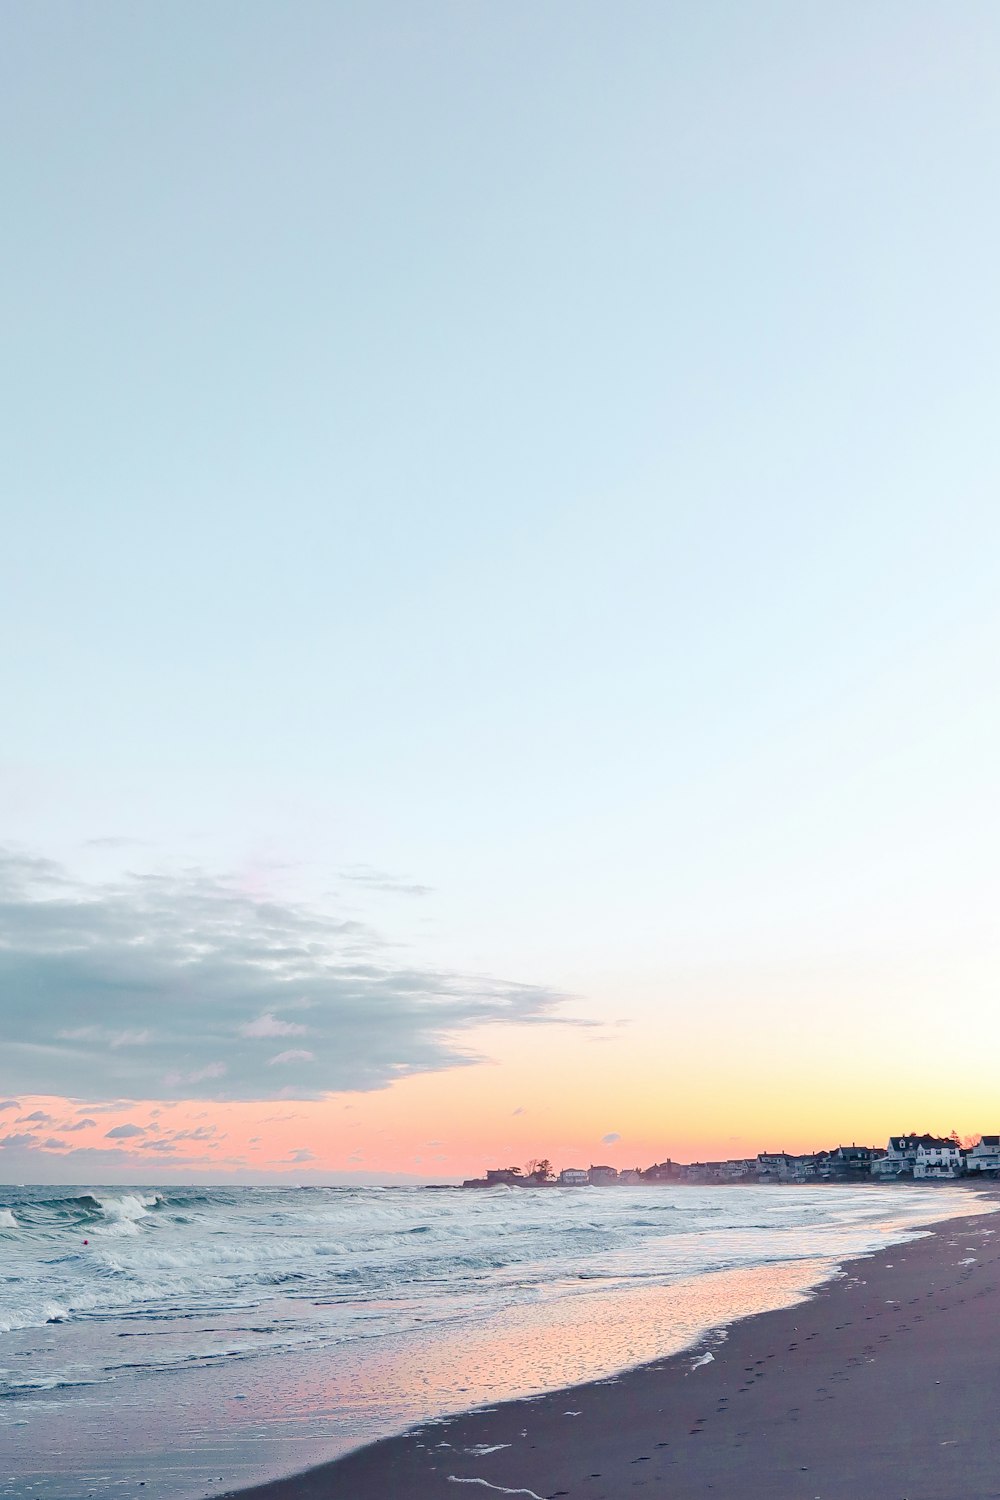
[3,2,1000,1183]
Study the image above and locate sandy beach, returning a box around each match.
[226,1198,1000,1500]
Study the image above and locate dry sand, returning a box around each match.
[225,1200,1000,1500]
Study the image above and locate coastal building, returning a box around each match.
[718,1158,754,1181]
[914,1140,965,1179]
[872,1134,944,1178]
[755,1152,825,1183]
[642,1160,681,1183]
[485,1168,523,1185]
[588,1165,619,1185]
[966,1136,1000,1174]
[618,1168,643,1184]
[830,1145,884,1176]
[756,1152,795,1182]
[558,1168,589,1186]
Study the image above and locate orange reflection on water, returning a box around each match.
[276,1257,838,1435]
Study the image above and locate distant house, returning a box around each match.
[642,1160,681,1183]
[485,1168,523,1185]
[558,1167,589,1186]
[829,1145,884,1176]
[718,1158,754,1181]
[757,1150,842,1183]
[618,1168,643,1184]
[914,1140,965,1179]
[588,1165,619,1185]
[966,1136,1000,1174]
[756,1152,795,1182]
[872,1134,943,1178]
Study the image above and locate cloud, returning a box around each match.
[340,865,432,897]
[0,1100,20,1112]
[188,1063,226,1083]
[0,1132,38,1148]
[268,1049,314,1066]
[83,837,151,850]
[59,1026,152,1048]
[163,1063,227,1087]
[238,1013,308,1039]
[65,1118,96,1131]
[601,1132,621,1145]
[289,1148,315,1163]
[105,1123,146,1139]
[17,1110,54,1124]
[0,849,574,1102]
[511,1106,526,1116]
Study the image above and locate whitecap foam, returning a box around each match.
[0,1208,18,1230]
[95,1193,161,1222]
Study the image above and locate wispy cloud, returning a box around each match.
[340,864,432,897]
[0,849,574,1103]
[83,837,151,850]
[238,1013,308,1039]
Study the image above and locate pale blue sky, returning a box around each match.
[4,2,1000,1092]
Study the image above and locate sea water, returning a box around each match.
[0,1182,988,1498]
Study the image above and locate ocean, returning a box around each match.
[0,1181,988,1499]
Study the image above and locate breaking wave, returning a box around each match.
[1,1181,990,1393]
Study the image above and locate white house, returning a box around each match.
[558,1168,589,1186]
[966,1136,1000,1174]
[873,1134,942,1178]
[914,1140,965,1179]
[756,1152,795,1182]
[786,1153,821,1182]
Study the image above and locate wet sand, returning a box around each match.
[224,1201,1000,1500]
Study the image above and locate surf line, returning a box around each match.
[447,1479,546,1499]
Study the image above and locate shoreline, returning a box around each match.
[222,1190,1000,1500]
